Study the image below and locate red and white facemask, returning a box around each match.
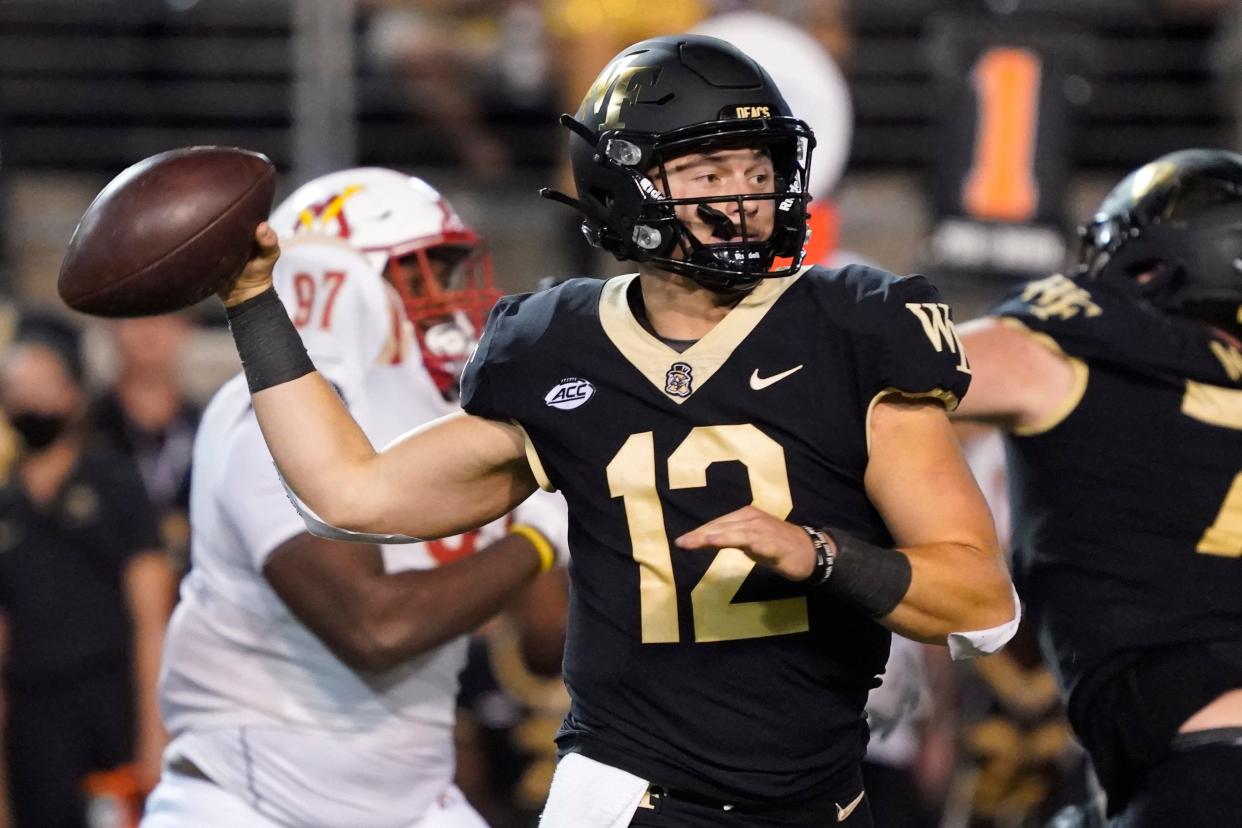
[385,242,500,400]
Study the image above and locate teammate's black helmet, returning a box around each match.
[1078,148,1242,334]
[540,35,816,291]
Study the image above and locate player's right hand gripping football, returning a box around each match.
[219,222,281,307]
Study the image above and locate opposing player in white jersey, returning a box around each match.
[142,170,568,828]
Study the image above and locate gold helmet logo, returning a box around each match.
[1128,160,1177,202]
[580,54,657,131]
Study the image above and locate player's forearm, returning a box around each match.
[511,568,569,677]
[952,318,1081,430]
[350,534,546,671]
[132,626,165,737]
[882,541,1015,643]
[226,284,384,527]
[251,372,381,528]
[227,279,535,538]
[125,554,173,753]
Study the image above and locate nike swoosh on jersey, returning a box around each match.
[749,364,804,390]
[836,789,865,822]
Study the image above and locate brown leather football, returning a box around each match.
[58,146,276,317]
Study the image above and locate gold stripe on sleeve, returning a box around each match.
[1182,380,1242,431]
[865,386,962,455]
[1000,318,1090,437]
[511,421,556,492]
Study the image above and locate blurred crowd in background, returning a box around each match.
[0,0,1238,826]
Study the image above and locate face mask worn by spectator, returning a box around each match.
[9,411,69,451]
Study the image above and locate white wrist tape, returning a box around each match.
[946,585,1022,660]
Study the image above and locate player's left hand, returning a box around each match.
[676,506,815,581]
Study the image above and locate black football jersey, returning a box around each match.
[461,265,971,804]
[992,275,1242,713]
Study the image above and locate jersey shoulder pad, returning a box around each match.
[992,274,1242,385]
[802,264,931,332]
[807,265,974,410]
[460,277,604,420]
[989,274,1111,345]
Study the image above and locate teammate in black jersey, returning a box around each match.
[215,36,1017,827]
[953,149,1242,827]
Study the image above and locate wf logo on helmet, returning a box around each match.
[545,378,596,410]
[581,53,657,130]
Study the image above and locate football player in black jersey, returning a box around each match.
[952,149,1242,827]
[214,36,1017,828]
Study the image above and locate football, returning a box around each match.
[58,146,276,317]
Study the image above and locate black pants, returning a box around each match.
[627,777,872,828]
[860,761,935,828]
[1110,739,1242,828]
[5,670,134,828]
[1070,642,1242,811]
[627,795,872,828]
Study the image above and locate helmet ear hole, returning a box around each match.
[1119,258,1169,294]
[1125,258,1165,279]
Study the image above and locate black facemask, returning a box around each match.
[9,412,70,451]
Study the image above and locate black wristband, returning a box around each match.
[805,528,912,619]
[225,289,315,393]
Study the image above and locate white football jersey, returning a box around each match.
[158,241,511,826]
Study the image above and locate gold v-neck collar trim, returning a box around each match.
[597,269,807,404]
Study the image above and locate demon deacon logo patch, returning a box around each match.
[664,362,694,398]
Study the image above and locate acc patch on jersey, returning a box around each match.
[545,378,595,410]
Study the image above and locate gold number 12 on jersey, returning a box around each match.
[607,425,810,644]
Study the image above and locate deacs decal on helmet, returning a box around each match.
[691,13,853,270]
[1078,148,1242,336]
[541,35,817,291]
[270,168,500,400]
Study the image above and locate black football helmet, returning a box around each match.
[540,35,816,291]
[1078,148,1242,335]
